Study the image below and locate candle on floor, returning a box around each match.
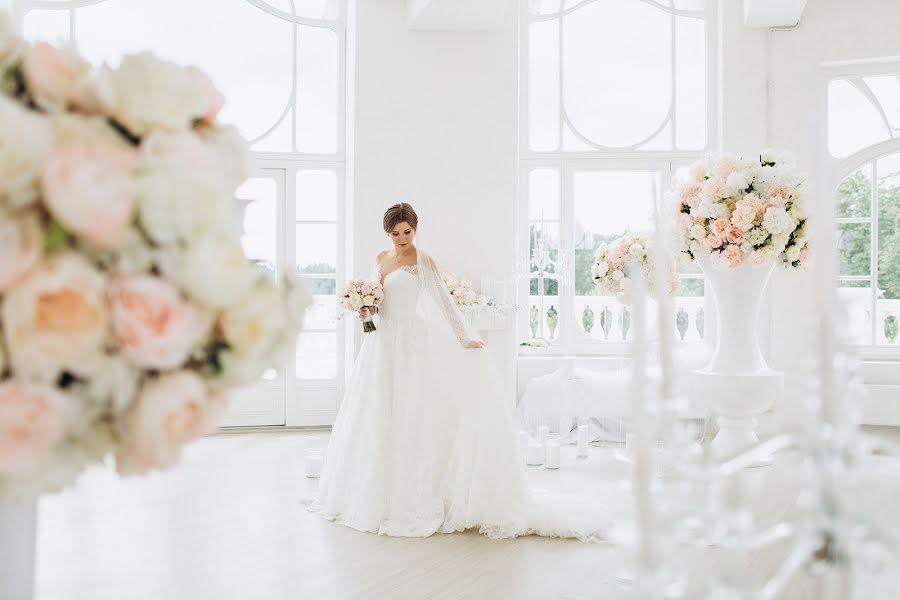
[577,424,590,458]
[526,441,544,466]
[304,448,324,478]
[537,425,550,445]
[545,438,561,469]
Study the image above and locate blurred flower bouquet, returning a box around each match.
[592,233,677,302]
[0,18,309,499]
[340,278,383,333]
[672,150,810,270]
[442,271,482,306]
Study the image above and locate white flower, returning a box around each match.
[197,124,250,193]
[159,235,257,309]
[725,171,750,193]
[785,245,802,263]
[0,95,53,208]
[349,295,363,310]
[762,206,794,236]
[679,251,694,266]
[789,202,806,220]
[611,270,624,282]
[760,148,778,165]
[628,243,645,258]
[688,161,708,182]
[747,227,768,246]
[740,241,753,254]
[595,261,609,278]
[688,223,707,240]
[96,52,211,137]
[771,232,790,252]
[363,294,376,306]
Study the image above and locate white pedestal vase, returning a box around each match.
[692,256,783,461]
[0,498,38,600]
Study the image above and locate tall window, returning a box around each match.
[829,64,900,349]
[17,0,347,425]
[520,0,715,353]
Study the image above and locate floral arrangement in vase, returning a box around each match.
[339,278,384,333]
[442,271,483,306]
[0,20,309,499]
[672,150,810,270]
[591,233,678,302]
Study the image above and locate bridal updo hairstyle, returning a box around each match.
[383,202,418,234]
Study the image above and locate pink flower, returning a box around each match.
[725,227,744,245]
[799,246,811,267]
[108,275,207,370]
[676,213,693,230]
[749,249,772,267]
[708,235,724,249]
[712,218,731,238]
[702,177,729,200]
[724,244,744,269]
[0,380,69,477]
[0,208,41,292]
[698,237,715,254]
[22,42,100,114]
[713,154,740,178]
[766,183,791,205]
[41,143,138,249]
[116,371,227,476]
[680,182,702,209]
[185,66,224,125]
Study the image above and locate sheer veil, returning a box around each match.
[414,246,482,347]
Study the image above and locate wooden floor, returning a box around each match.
[35,429,900,600]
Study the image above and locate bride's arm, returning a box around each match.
[422,255,484,349]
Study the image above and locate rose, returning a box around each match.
[628,243,645,258]
[725,227,744,245]
[95,53,213,137]
[595,260,609,278]
[0,95,53,209]
[698,237,715,254]
[116,371,227,476]
[611,270,624,282]
[0,208,42,292]
[0,380,70,477]
[708,235,724,249]
[712,218,731,238]
[2,253,108,381]
[724,244,744,269]
[21,42,100,114]
[688,223,707,240]
[41,143,138,249]
[159,235,257,308]
[108,275,208,370]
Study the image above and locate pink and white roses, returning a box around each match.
[671,150,810,270]
[442,271,481,307]
[592,233,678,302]
[340,278,384,333]
[0,29,310,499]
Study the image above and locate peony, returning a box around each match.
[116,371,227,476]
[159,235,257,309]
[21,42,100,114]
[724,244,744,269]
[95,52,213,137]
[2,253,108,381]
[762,206,794,236]
[197,124,250,192]
[0,95,53,208]
[41,143,138,249]
[0,208,42,292]
[109,275,208,370]
[0,381,70,477]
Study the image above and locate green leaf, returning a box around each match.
[44,221,70,253]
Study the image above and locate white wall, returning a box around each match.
[766,0,900,421]
[351,0,520,396]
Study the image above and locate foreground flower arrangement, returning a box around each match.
[0,20,308,499]
[672,150,810,270]
[442,271,482,307]
[592,233,678,302]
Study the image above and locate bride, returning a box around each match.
[309,203,605,541]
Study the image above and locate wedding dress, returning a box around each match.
[308,249,608,541]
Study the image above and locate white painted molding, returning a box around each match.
[861,384,900,426]
[742,0,807,28]
[407,0,506,31]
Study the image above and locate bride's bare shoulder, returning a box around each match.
[376,250,390,265]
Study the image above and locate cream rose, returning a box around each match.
[159,235,257,308]
[116,371,227,476]
[184,66,224,125]
[0,95,53,208]
[41,143,138,249]
[0,380,70,477]
[96,52,211,137]
[2,253,108,381]
[0,208,42,292]
[109,275,209,370]
[22,41,100,114]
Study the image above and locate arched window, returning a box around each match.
[521,0,715,352]
[16,0,347,425]
[829,63,900,350]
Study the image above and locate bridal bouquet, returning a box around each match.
[0,20,309,499]
[672,150,810,270]
[340,278,384,332]
[592,233,678,302]
[442,271,482,306]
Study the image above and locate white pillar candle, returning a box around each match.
[304,448,324,478]
[650,174,674,401]
[526,441,544,466]
[577,424,590,458]
[537,424,550,445]
[545,439,561,469]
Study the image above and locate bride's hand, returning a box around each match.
[464,341,484,349]
[359,307,373,321]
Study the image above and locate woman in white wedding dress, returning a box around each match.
[309,203,606,541]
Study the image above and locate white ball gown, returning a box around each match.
[309,250,607,541]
